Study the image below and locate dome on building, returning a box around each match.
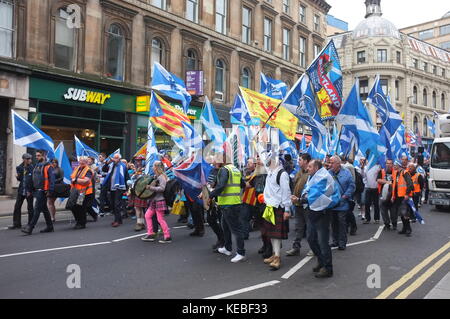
[352,15,401,40]
[443,11,450,18]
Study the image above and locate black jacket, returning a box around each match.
[16,163,34,195]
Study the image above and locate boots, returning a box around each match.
[262,237,273,259]
[264,254,276,264]
[269,256,281,270]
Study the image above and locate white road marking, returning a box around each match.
[372,225,385,240]
[281,256,314,279]
[172,226,188,229]
[346,239,375,247]
[204,280,281,299]
[0,242,111,258]
[112,233,146,242]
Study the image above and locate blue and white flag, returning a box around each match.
[145,122,159,175]
[427,119,436,137]
[300,135,307,153]
[283,73,327,152]
[367,75,402,138]
[11,110,55,157]
[339,126,357,157]
[379,126,393,164]
[201,96,226,151]
[260,73,288,100]
[302,167,341,211]
[390,124,409,161]
[182,121,203,155]
[230,94,254,125]
[406,199,425,224]
[307,136,328,161]
[329,122,339,156]
[279,130,298,160]
[74,135,98,160]
[54,142,72,184]
[238,125,250,163]
[151,62,192,113]
[149,90,164,117]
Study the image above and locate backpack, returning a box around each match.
[354,171,365,195]
[277,169,294,193]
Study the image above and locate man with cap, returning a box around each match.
[9,153,34,229]
[391,160,414,236]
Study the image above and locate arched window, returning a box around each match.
[55,7,76,70]
[241,67,251,89]
[442,93,447,110]
[215,59,226,101]
[106,24,125,81]
[186,49,198,71]
[151,38,164,69]
[413,116,419,133]
[432,91,437,108]
[413,86,418,104]
[423,117,428,137]
[423,88,428,106]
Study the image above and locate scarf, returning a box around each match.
[103,162,127,191]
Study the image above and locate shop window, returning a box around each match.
[106,24,125,81]
[54,7,76,70]
[0,0,14,58]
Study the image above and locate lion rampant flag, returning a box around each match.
[239,87,298,140]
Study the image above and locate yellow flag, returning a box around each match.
[262,206,276,225]
[239,87,298,140]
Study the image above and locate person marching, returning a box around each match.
[377,159,395,230]
[408,163,424,223]
[69,157,94,229]
[47,158,65,223]
[391,161,414,237]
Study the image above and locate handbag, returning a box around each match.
[66,188,80,210]
[171,198,186,216]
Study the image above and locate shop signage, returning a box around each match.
[63,88,111,105]
[136,96,150,112]
[186,71,204,96]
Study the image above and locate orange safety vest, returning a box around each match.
[377,169,386,194]
[392,170,412,199]
[43,164,50,191]
[411,173,421,194]
[71,165,93,195]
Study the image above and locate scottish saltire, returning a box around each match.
[74,135,98,160]
[201,96,226,151]
[283,73,327,151]
[182,122,203,155]
[151,62,192,113]
[240,87,298,140]
[339,126,357,157]
[329,122,339,156]
[133,143,147,159]
[379,127,393,162]
[307,137,327,160]
[54,142,72,184]
[260,73,288,99]
[367,75,402,137]
[427,119,436,136]
[11,110,55,157]
[171,136,185,155]
[279,130,298,160]
[145,122,158,175]
[230,95,253,125]
[391,124,409,160]
[306,40,343,119]
[149,92,190,137]
[302,167,341,211]
[238,125,250,164]
[406,199,425,224]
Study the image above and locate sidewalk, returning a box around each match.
[0,196,68,217]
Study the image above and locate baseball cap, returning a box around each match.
[22,153,32,160]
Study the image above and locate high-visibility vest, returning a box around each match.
[392,170,411,199]
[217,165,242,206]
[71,165,93,195]
[377,169,386,194]
[411,173,421,194]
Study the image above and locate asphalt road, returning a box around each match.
[0,204,449,299]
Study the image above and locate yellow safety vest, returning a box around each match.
[217,165,242,206]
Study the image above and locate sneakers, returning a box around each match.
[142,234,156,242]
[306,250,315,257]
[159,237,172,244]
[218,247,232,256]
[231,254,247,263]
[286,248,300,256]
[315,268,333,278]
[134,223,146,231]
[374,220,380,224]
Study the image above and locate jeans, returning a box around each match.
[307,210,332,272]
[346,202,357,232]
[380,200,396,226]
[292,205,307,250]
[365,188,380,221]
[110,190,124,223]
[331,210,348,248]
[206,204,224,245]
[240,203,255,239]
[220,204,245,256]
[29,190,53,229]
[13,193,34,227]
[99,184,109,213]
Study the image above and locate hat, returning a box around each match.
[22,153,32,160]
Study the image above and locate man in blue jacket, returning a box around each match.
[328,155,355,250]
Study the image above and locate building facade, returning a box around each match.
[400,12,450,51]
[0,0,330,195]
[330,0,450,151]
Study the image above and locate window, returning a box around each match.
[152,0,167,9]
[314,14,320,32]
[263,18,272,52]
[441,41,450,50]
[54,8,76,70]
[418,29,434,40]
[423,118,428,137]
[106,24,125,81]
[299,4,306,23]
[215,59,226,101]
[442,93,446,110]
[432,65,437,75]
[396,51,401,64]
[242,6,251,44]
[433,91,437,108]
[359,79,369,100]
[299,36,306,67]
[380,79,388,96]
[241,67,251,89]
[413,58,418,69]
[413,86,418,104]
[423,88,428,106]
[423,62,428,72]
[215,0,227,35]
[395,80,400,101]
[377,49,387,62]
[283,0,290,14]
[282,28,290,61]
[314,44,321,57]
[186,0,199,23]
[443,69,447,78]
[0,0,13,58]
[151,38,164,70]
[186,49,198,71]
[357,51,366,64]
[413,116,419,133]
[440,24,450,36]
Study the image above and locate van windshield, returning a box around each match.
[431,142,450,169]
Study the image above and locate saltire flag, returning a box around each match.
[74,135,98,160]
[133,143,147,159]
[339,126,357,157]
[282,73,327,149]
[151,62,191,113]
[239,87,298,140]
[238,125,250,164]
[300,134,307,153]
[230,94,253,125]
[201,96,226,151]
[427,119,436,136]
[182,121,204,155]
[406,199,425,224]
[149,92,190,137]
[54,142,72,184]
[367,75,402,137]
[379,127,393,162]
[145,122,159,175]
[307,136,328,161]
[260,73,288,99]
[11,110,55,157]
[306,40,343,119]
[279,130,298,160]
[391,124,409,160]
[302,167,341,211]
[172,136,185,155]
[329,122,339,156]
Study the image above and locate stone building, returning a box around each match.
[0,0,330,195]
[330,0,450,150]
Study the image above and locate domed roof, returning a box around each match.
[352,15,400,40]
[443,11,450,18]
